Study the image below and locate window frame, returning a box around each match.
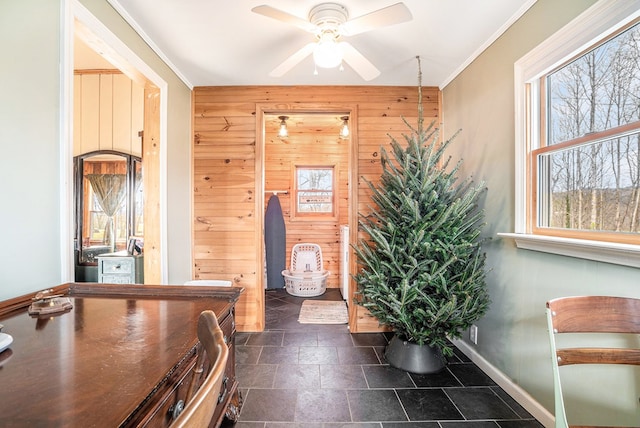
[533,21,640,244]
[500,0,640,268]
[291,164,338,221]
[532,122,640,245]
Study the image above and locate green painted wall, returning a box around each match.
[0,0,193,299]
[0,0,63,297]
[443,0,639,424]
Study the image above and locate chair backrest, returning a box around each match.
[170,310,229,428]
[546,296,640,428]
[183,279,232,287]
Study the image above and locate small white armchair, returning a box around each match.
[184,280,232,286]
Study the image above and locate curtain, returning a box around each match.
[86,174,127,251]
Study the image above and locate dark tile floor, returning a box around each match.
[230,288,543,427]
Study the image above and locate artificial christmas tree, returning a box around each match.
[353,57,490,373]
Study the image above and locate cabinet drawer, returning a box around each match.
[101,259,134,274]
[97,254,144,284]
[128,348,198,427]
[152,361,195,427]
[218,308,235,345]
[100,275,134,284]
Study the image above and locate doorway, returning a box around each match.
[65,2,166,283]
[259,108,357,327]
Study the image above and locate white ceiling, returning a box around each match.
[87,0,536,88]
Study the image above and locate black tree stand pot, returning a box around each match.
[384,335,446,374]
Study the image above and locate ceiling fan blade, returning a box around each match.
[270,43,316,77]
[342,2,412,36]
[340,42,380,81]
[251,5,316,33]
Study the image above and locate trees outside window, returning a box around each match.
[293,166,336,218]
[533,19,640,244]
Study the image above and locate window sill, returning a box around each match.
[497,233,640,269]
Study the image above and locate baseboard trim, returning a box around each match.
[451,338,554,428]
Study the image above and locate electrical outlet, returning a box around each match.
[470,324,478,344]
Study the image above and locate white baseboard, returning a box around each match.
[451,338,555,428]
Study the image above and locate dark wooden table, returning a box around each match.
[0,283,243,427]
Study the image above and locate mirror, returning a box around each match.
[74,151,142,281]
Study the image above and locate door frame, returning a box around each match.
[256,103,359,330]
[61,0,168,282]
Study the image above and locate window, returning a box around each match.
[505,0,640,267]
[533,20,640,244]
[293,166,336,219]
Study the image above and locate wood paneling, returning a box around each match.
[192,86,440,333]
[98,74,113,151]
[74,71,143,157]
[143,86,161,284]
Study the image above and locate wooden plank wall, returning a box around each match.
[192,86,441,332]
[73,71,144,157]
[142,86,162,284]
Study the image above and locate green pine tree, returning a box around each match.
[353,57,490,357]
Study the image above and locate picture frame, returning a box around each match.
[127,236,143,255]
[127,237,136,255]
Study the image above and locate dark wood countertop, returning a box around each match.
[0,283,243,427]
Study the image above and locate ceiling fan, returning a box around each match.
[251,2,413,81]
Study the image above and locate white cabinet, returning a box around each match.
[97,252,144,284]
[340,225,349,303]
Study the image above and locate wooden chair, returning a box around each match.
[546,296,640,428]
[170,310,229,428]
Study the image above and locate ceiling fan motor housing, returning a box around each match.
[309,2,348,36]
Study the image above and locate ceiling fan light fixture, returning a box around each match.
[278,115,289,138]
[253,2,411,80]
[313,33,343,69]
